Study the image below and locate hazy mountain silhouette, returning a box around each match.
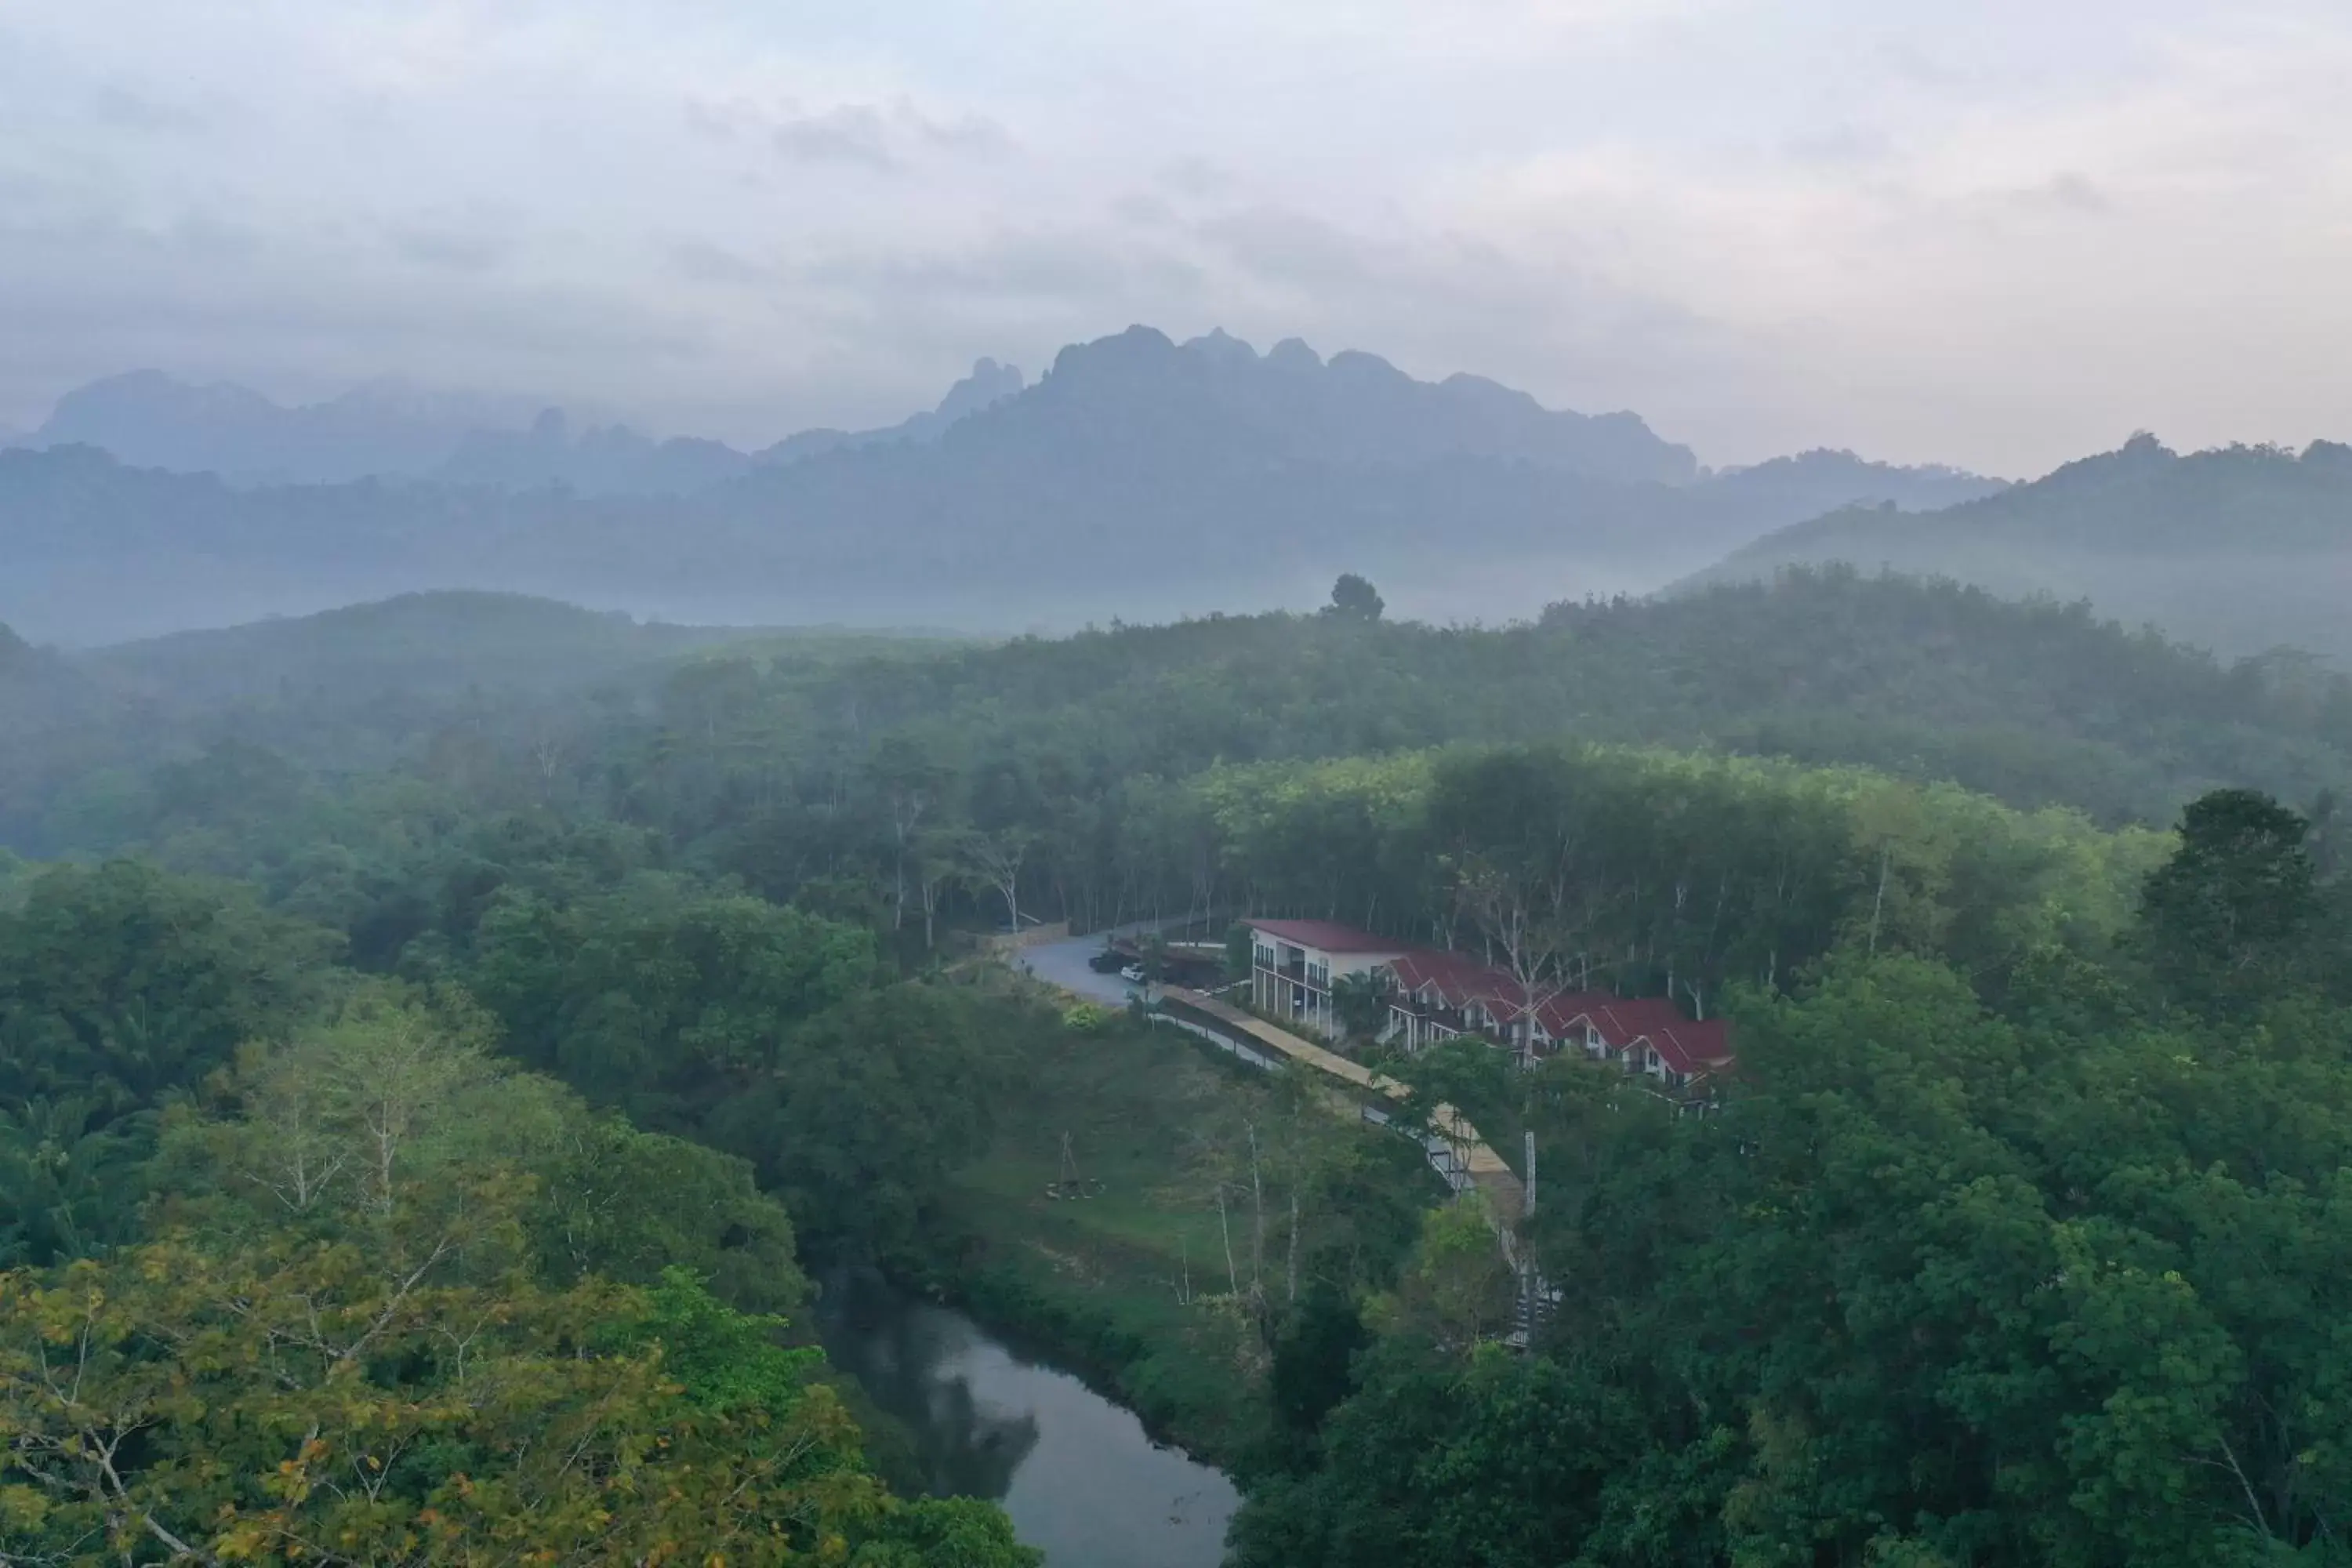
[1681,434,2352,659]
[434,360,1034,492]
[19,358,1040,495]
[760,358,1028,465]
[993,325,1700,482]
[1701,448,2004,515]
[436,409,754,496]
[0,327,2008,644]
[27,371,539,485]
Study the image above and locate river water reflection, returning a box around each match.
[815,1270,1239,1568]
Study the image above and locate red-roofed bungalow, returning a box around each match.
[1375,952,1735,1096]
[1544,996,1735,1091]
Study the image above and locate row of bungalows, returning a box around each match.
[1243,916,1733,1098]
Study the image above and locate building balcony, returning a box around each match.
[1257,960,1328,990]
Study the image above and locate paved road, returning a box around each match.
[1021,926,1283,1070]
[1022,928,1143,1005]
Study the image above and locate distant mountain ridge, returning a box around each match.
[27,371,538,485]
[1,326,2013,643]
[436,410,755,496]
[1004,325,1699,485]
[16,358,1046,495]
[1681,434,2352,659]
[1700,448,2004,515]
[21,330,1996,502]
[760,358,1029,466]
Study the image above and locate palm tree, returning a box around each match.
[0,1097,153,1267]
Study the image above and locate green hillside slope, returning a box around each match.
[1682,435,2352,659]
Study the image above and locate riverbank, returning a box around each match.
[903,997,1443,1468]
[815,1267,1240,1568]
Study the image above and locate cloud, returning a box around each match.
[771,103,899,170]
[2011,172,2110,214]
[685,94,1014,174]
[1784,124,1893,166]
[670,239,778,289]
[389,221,510,273]
[1,0,2350,467]
[87,82,216,134]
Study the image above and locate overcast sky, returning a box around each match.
[2,0,2347,472]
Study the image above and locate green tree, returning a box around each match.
[2140,787,2324,1012]
[1368,1197,1514,1348]
[1327,573,1385,622]
[1,993,1038,1566]
[705,985,1008,1256]
[1269,1280,1370,1444]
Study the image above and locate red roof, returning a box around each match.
[1486,990,1735,1076]
[1642,1017,1732,1076]
[1385,956,1618,1037]
[1530,990,1621,1036]
[1244,918,1411,956]
[1387,949,1521,1011]
[1569,999,1733,1076]
[1373,945,1736,1079]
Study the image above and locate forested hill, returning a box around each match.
[2,328,2002,643]
[80,591,784,704]
[15,568,2344,869]
[715,568,2352,828]
[1684,434,2352,659]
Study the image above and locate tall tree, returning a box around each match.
[1327,573,1385,622]
[2140,787,2322,1012]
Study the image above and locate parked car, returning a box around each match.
[1087,947,1126,974]
[1120,964,1146,983]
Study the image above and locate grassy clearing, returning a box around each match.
[913,999,1444,1464]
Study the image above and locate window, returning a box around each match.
[1307,960,1330,988]
[1254,943,1275,969]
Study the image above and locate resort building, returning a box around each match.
[1243,916,1735,1100]
[1242,917,1413,1036]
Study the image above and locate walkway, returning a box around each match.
[1159,986,1526,1225]
[1011,932,1547,1341]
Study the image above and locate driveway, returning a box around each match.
[1018,929,1141,1005]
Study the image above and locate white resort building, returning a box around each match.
[1243,917,1412,1036]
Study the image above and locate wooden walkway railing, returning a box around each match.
[1159,987,1526,1225]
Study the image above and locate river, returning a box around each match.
[815,1269,1240,1568]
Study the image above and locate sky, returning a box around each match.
[2,0,2348,474]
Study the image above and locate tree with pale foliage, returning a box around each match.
[0,992,1039,1566]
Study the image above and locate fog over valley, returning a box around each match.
[2,325,2017,642]
[7,6,2352,1568]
